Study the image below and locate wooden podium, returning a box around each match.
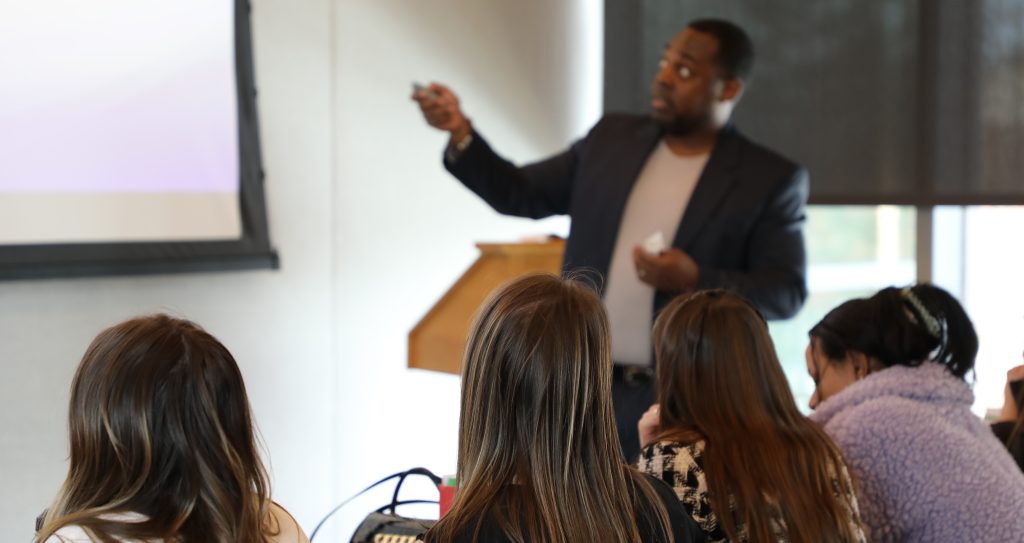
[408,239,565,374]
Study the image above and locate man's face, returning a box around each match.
[651,28,729,135]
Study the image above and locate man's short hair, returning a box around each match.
[687,19,754,81]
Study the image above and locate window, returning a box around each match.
[771,206,916,410]
[935,206,1024,416]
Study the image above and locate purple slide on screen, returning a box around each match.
[0,1,237,194]
[0,1,243,244]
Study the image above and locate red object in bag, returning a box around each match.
[438,475,457,517]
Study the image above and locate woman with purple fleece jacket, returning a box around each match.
[805,284,1024,542]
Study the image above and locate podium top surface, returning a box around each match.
[475,239,565,256]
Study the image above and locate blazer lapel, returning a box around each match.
[673,126,742,250]
[588,120,663,274]
[603,121,664,219]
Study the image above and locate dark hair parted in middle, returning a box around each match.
[652,289,863,543]
[425,273,679,543]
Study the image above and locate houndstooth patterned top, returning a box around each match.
[638,440,865,543]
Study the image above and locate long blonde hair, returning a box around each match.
[654,290,862,543]
[36,315,277,542]
[425,274,674,543]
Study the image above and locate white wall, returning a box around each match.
[325,0,599,537]
[0,0,600,540]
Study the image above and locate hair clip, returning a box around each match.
[901,287,942,339]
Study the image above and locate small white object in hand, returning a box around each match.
[643,231,666,255]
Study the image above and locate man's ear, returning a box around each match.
[718,78,743,102]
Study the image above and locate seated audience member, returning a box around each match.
[637,290,865,543]
[807,284,1024,542]
[992,363,1024,471]
[422,274,705,543]
[35,315,308,543]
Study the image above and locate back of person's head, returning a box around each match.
[426,273,673,543]
[653,290,862,543]
[686,18,754,81]
[655,290,792,436]
[458,273,617,478]
[36,314,273,543]
[810,283,978,379]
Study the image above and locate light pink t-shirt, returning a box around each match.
[604,141,709,366]
[44,502,308,543]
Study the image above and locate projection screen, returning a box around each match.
[0,0,277,279]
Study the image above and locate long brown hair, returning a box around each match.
[654,290,861,543]
[425,273,675,543]
[36,315,277,543]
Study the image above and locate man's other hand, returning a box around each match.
[632,246,699,293]
[411,82,471,142]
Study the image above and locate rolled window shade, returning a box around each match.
[605,0,1024,206]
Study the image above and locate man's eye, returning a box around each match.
[678,66,692,79]
[658,59,668,69]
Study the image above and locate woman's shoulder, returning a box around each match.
[639,439,706,477]
[268,502,310,543]
[41,507,305,543]
[630,471,708,543]
[640,439,705,461]
[44,513,150,542]
[633,472,680,505]
[44,525,95,542]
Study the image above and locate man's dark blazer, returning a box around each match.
[445,113,808,320]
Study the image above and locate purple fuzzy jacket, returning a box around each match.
[810,362,1024,543]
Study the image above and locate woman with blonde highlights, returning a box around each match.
[423,274,704,543]
[36,314,307,543]
[638,290,864,543]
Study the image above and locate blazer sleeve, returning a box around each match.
[696,166,809,320]
[442,129,578,219]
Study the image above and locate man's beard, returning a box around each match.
[654,112,706,137]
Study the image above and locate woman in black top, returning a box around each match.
[422,274,704,543]
[992,362,1024,471]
